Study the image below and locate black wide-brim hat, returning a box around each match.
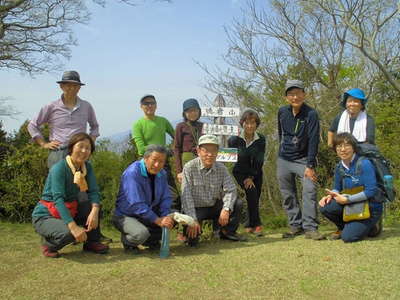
[56,71,85,86]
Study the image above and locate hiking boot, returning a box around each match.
[328,230,342,240]
[368,217,383,237]
[185,238,199,247]
[220,230,247,242]
[305,230,326,240]
[123,244,140,254]
[282,227,304,238]
[144,241,161,251]
[99,233,113,244]
[83,241,109,254]
[41,245,60,258]
[253,226,264,237]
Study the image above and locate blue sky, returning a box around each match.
[0,0,247,137]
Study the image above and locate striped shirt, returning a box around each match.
[181,157,237,220]
[28,96,99,147]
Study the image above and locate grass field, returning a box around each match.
[1,221,400,299]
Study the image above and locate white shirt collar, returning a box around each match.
[240,130,260,148]
[341,153,356,170]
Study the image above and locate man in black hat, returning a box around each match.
[28,70,100,168]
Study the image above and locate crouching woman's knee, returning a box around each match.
[341,230,362,243]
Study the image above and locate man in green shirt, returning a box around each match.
[132,95,175,156]
[132,95,179,210]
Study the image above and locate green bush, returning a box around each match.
[0,144,48,222]
[90,150,125,225]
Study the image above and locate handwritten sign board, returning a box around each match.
[217,148,238,162]
[202,123,240,136]
[201,107,240,117]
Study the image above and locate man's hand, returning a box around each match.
[155,216,175,229]
[160,216,175,229]
[186,222,201,239]
[42,140,61,150]
[68,222,87,243]
[304,167,317,182]
[243,178,255,189]
[219,209,230,227]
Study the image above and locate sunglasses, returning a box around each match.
[142,102,156,106]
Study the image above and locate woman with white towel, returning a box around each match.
[328,88,375,148]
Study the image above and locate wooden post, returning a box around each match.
[213,94,226,147]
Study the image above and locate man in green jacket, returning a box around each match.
[132,95,175,156]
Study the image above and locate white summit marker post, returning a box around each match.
[201,94,239,162]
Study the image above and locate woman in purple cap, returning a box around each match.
[173,98,203,241]
[328,88,375,148]
[174,98,204,185]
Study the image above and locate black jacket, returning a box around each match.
[228,133,266,184]
[277,104,320,168]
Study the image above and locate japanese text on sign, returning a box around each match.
[202,123,239,136]
[201,107,240,117]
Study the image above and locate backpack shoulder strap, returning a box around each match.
[336,162,346,190]
[354,156,365,176]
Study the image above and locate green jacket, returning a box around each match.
[132,116,174,156]
[32,159,100,224]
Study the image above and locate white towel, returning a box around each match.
[337,110,367,142]
[168,212,196,226]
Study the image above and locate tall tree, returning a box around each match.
[309,0,400,93]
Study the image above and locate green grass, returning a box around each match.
[1,221,400,299]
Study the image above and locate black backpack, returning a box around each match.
[337,143,396,203]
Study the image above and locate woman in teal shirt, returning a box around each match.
[32,133,109,257]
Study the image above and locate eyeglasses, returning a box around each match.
[199,147,218,156]
[286,91,304,98]
[142,102,156,106]
[336,143,352,150]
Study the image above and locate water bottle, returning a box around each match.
[159,227,170,259]
[384,175,393,191]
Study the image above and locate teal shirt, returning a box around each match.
[132,116,175,156]
[32,159,100,224]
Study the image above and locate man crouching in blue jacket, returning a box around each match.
[113,144,175,253]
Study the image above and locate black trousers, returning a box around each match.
[184,197,243,244]
[240,174,262,228]
[164,159,181,212]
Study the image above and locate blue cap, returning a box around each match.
[341,88,367,108]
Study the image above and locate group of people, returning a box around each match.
[28,71,383,258]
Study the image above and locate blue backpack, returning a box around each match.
[337,143,396,203]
